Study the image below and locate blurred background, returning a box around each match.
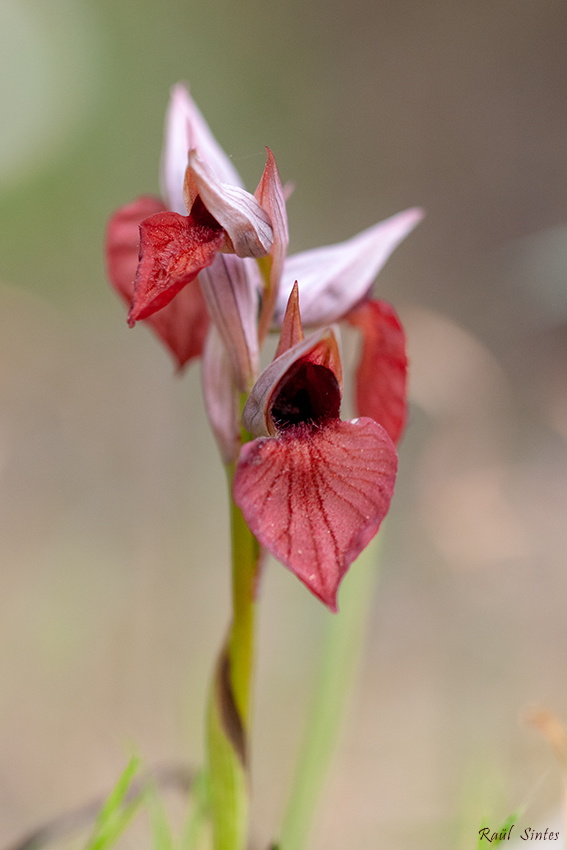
[2,0,567,848]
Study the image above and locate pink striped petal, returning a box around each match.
[198,254,261,392]
[233,417,397,610]
[202,326,240,464]
[275,208,423,327]
[254,148,289,341]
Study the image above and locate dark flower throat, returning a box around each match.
[271,360,341,430]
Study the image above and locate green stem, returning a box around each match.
[278,534,384,850]
[206,433,260,850]
[228,490,259,729]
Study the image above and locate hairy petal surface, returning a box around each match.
[186,153,273,259]
[243,327,342,438]
[105,195,209,367]
[275,207,423,327]
[128,200,225,325]
[233,418,397,610]
[198,254,261,392]
[160,83,243,214]
[346,299,408,444]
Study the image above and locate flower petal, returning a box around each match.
[105,195,209,368]
[148,283,210,370]
[160,83,244,214]
[254,148,289,341]
[275,207,424,326]
[242,326,342,438]
[106,195,167,301]
[233,417,398,610]
[186,152,273,259]
[198,254,261,392]
[127,199,225,325]
[202,325,241,464]
[346,299,408,444]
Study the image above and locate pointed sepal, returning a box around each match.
[275,207,423,326]
[160,82,244,214]
[274,281,304,359]
[254,148,289,342]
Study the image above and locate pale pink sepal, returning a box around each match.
[274,207,424,327]
[160,83,243,215]
[254,148,289,341]
[233,417,397,611]
[202,325,241,464]
[185,152,273,259]
[198,254,261,393]
[242,326,342,438]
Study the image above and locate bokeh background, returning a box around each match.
[2,1,567,848]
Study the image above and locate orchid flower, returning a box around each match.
[105,79,421,541]
[105,84,282,374]
[106,84,421,441]
[104,82,422,850]
[233,284,398,610]
[105,82,423,580]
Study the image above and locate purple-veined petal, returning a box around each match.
[233,417,397,611]
[105,195,210,368]
[106,196,167,303]
[242,326,342,438]
[185,152,273,259]
[202,325,240,464]
[198,254,261,392]
[160,83,244,214]
[127,199,225,325]
[275,207,424,327]
[254,148,289,342]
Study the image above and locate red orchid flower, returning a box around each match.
[105,84,284,372]
[106,85,420,449]
[105,84,422,607]
[233,285,398,611]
